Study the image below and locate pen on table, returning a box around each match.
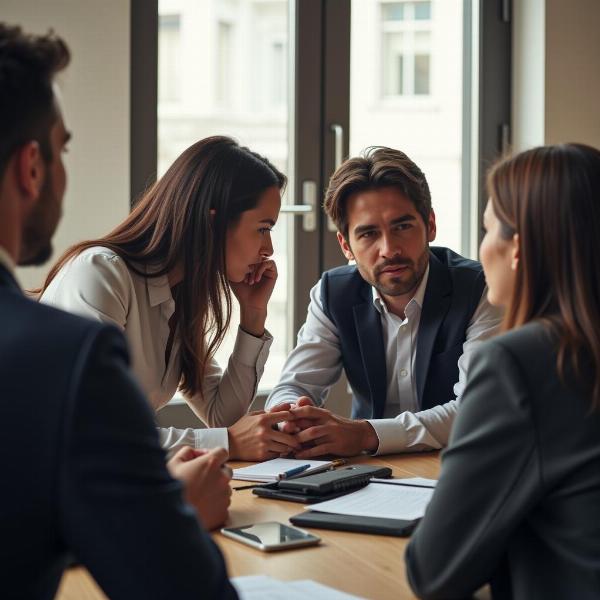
[233,459,349,490]
[298,458,347,477]
[277,463,311,480]
[231,464,312,492]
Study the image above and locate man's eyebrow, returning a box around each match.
[353,214,416,235]
[353,223,378,236]
[390,215,417,225]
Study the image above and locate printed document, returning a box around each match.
[232,575,364,599]
[308,482,434,520]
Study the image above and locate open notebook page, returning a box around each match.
[232,458,333,482]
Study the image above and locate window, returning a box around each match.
[352,0,461,251]
[158,14,181,103]
[381,1,432,98]
[158,0,291,390]
[216,21,233,108]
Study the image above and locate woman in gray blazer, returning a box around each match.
[406,143,600,599]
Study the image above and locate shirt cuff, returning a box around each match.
[233,326,273,367]
[367,418,409,455]
[193,427,229,452]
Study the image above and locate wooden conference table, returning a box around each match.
[56,452,441,600]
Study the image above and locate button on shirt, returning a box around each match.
[374,267,427,419]
[40,247,272,454]
[266,266,501,454]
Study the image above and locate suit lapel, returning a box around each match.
[353,293,387,419]
[415,252,453,406]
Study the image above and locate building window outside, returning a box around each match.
[216,21,234,108]
[158,0,290,391]
[381,1,432,98]
[271,40,286,108]
[158,14,181,103]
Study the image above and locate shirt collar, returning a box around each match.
[145,265,174,307]
[0,246,20,289]
[372,263,430,315]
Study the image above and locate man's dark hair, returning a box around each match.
[0,23,70,177]
[323,146,432,240]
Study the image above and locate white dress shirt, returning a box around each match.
[40,247,272,453]
[266,266,501,454]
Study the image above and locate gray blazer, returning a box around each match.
[406,321,600,599]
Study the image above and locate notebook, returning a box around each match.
[232,458,334,482]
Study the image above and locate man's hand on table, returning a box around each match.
[269,396,316,433]
[167,446,232,530]
[227,410,301,461]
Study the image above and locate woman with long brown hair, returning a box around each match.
[406,144,600,599]
[40,135,300,461]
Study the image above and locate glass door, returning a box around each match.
[154,0,510,406]
[157,0,325,392]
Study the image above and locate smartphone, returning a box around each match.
[278,465,392,495]
[221,521,321,552]
[253,485,353,504]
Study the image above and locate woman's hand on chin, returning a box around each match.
[230,258,277,336]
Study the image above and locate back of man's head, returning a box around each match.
[0,23,70,178]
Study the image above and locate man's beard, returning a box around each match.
[369,248,429,297]
[19,174,59,267]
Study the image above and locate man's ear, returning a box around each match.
[511,233,520,271]
[337,231,354,261]
[427,209,437,243]
[16,141,45,206]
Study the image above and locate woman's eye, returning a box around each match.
[259,227,273,234]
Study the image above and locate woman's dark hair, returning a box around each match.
[40,136,286,397]
[0,23,70,175]
[323,146,431,240]
[487,143,600,411]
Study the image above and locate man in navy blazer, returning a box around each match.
[0,23,236,599]
[267,147,501,457]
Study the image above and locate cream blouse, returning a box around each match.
[40,247,272,453]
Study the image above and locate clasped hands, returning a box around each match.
[227,396,379,462]
[168,398,379,532]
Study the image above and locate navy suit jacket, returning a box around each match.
[320,247,485,418]
[0,265,237,599]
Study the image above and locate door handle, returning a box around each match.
[327,123,345,231]
[280,180,317,232]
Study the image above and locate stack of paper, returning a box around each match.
[370,477,437,488]
[307,480,436,521]
[232,575,364,599]
[232,458,333,482]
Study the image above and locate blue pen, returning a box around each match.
[277,463,311,480]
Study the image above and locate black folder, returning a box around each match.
[290,511,419,537]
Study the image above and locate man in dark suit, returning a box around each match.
[0,23,236,599]
[266,147,501,457]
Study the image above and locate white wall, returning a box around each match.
[512,0,600,152]
[2,0,131,289]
